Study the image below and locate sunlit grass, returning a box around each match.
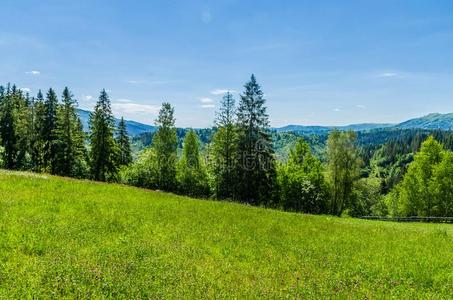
[0,170,451,298]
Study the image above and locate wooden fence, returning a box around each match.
[359,216,453,224]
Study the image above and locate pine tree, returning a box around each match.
[42,88,59,172]
[210,91,237,198]
[153,102,178,191]
[53,87,87,177]
[116,117,132,166]
[0,84,18,169]
[177,130,210,197]
[32,90,46,171]
[89,89,118,181]
[235,75,277,205]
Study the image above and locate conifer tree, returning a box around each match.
[153,102,178,191]
[32,90,46,171]
[54,87,87,177]
[0,84,18,169]
[210,91,237,198]
[89,89,118,181]
[42,88,59,172]
[116,117,132,166]
[234,75,277,205]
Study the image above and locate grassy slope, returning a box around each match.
[0,171,452,298]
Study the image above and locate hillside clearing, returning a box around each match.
[0,171,451,298]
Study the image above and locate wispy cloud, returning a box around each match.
[199,97,215,108]
[375,71,404,78]
[112,101,160,115]
[333,108,341,112]
[83,95,93,101]
[200,97,214,104]
[201,10,212,23]
[200,104,215,108]
[355,104,366,109]
[20,87,31,93]
[210,89,236,95]
[126,80,140,84]
[25,70,40,75]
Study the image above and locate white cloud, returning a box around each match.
[333,108,341,112]
[83,95,93,101]
[20,87,31,93]
[111,101,160,115]
[200,104,215,109]
[376,72,399,78]
[355,104,366,109]
[200,97,214,104]
[25,70,40,75]
[210,89,235,95]
[201,10,212,23]
[126,80,140,84]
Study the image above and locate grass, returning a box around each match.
[0,171,452,298]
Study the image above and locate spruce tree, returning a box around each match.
[32,90,46,171]
[235,75,277,205]
[210,91,237,198]
[0,84,18,169]
[42,88,59,172]
[116,117,132,166]
[89,89,118,181]
[153,102,178,191]
[54,87,87,177]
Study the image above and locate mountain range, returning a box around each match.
[77,109,156,136]
[76,109,453,136]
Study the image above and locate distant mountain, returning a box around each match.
[77,108,453,137]
[76,109,156,136]
[395,113,453,130]
[275,113,453,133]
[275,123,394,134]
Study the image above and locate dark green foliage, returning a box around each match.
[42,88,59,172]
[234,75,277,205]
[116,117,133,166]
[153,103,178,191]
[278,138,329,213]
[89,90,118,181]
[177,130,210,197]
[53,87,88,177]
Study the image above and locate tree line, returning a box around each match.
[0,76,451,217]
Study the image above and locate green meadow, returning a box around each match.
[0,170,451,298]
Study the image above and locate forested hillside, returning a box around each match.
[0,77,452,219]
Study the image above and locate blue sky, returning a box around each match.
[2,1,453,127]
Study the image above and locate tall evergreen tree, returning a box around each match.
[42,88,59,172]
[234,75,276,205]
[210,91,237,198]
[54,87,87,177]
[0,84,18,169]
[89,89,118,181]
[153,102,178,191]
[116,117,132,166]
[32,90,46,171]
